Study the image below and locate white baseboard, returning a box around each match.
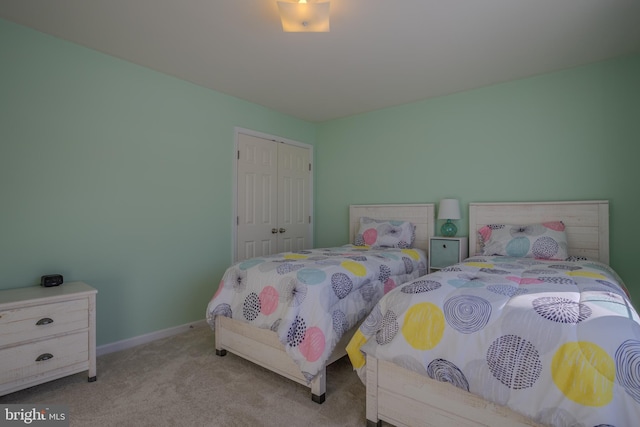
[96,319,209,357]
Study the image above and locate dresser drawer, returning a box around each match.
[0,299,89,347]
[0,331,89,384]
[0,282,97,396]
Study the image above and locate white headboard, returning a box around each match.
[469,200,610,264]
[349,204,436,254]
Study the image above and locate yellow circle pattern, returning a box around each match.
[551,341,614,407]
[464,262,494,268]
[402,302,445,350]
[341,261,367,277]
[567,271,606,279]
[401,249,420,260]
[345,329,367,369]
[284,254,308,260]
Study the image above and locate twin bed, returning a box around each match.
[206,203,436,403]
[349,200,640,427]
[207,200,640,426]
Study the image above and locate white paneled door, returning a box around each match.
[236,132,312,261]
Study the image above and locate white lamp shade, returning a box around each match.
[438,199,461,220]
[277,1,330,32]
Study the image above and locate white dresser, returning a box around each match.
[0,281,97,396]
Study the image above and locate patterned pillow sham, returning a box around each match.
[354,217,415,249]
[478,221,568,260]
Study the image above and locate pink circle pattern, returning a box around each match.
[384,278,397,294]
[259,286,279,315]
[300,327,325,362]
[363,228,378,245]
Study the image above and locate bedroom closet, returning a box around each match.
[234,130,313,262]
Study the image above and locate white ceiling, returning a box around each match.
[2,0,640,122]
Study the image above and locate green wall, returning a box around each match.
[316,53,640,304]
[2,17,639,349]
[0,19,316,346]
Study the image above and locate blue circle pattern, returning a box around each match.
[615,339,640,404]
[531,296,592,324]
[487,285,528,297]
[486,334,542,390]
[239,258,265,270]
[277,263,304,275]
[297,268,327,285]
[376,310,399,345]
[401,280,441,294]
[243,292,261,322]
[532,236,559,259]
[538,276,575,285]
[402,257,414,274]
[360,283,377,302]
[332,310,349,335]
[287,315,307,347]
[379,264,391,282]
[426,359,470,392]
[444,295,492,334]
[331,272,353,299]
[505,237,530,257]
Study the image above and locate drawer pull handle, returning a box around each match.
[36,353,54,362]
[36,317,54,326]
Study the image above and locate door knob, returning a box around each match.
[279,228,286,233]
[271,228,278,234]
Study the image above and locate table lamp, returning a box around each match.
[438,198,461,237]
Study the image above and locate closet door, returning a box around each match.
[236,132,312,261]
[277,143,310,253]
[236,134,278,261]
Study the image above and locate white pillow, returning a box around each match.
[354,217,415,249]
[478,221,568,260]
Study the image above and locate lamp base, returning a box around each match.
[441,220,457,237]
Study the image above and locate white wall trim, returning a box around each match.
[96,319,208,357]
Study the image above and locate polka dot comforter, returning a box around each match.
[206,245,427,382]
[346,256,640,427]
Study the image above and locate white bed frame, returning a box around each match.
[215,203,436,403]
[365,200,610,427]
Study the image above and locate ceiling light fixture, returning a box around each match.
[277,0,330,32]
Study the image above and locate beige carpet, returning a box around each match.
[0,323,369,426]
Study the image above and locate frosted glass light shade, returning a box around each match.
[277,0,330,32]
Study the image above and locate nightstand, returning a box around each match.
[429,237,469,273]
[0,282,97,396]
